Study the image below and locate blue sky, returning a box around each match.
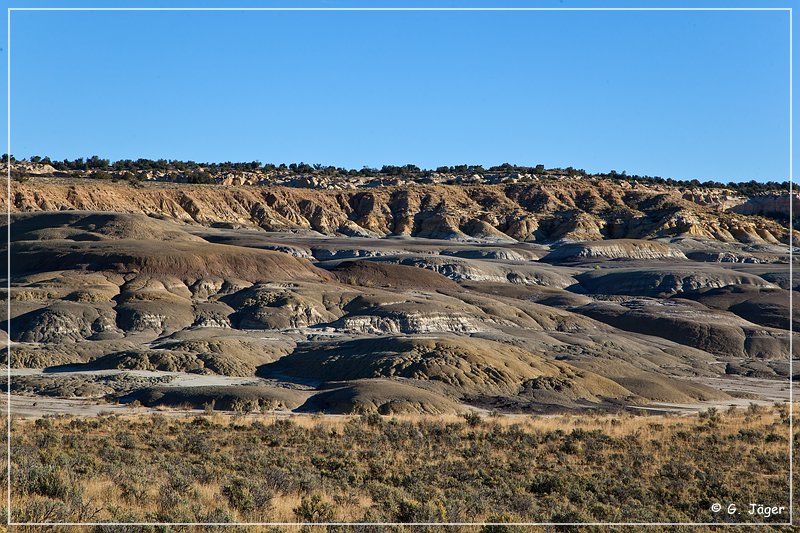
[2,1,794,182]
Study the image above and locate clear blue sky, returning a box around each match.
[2,1,794,182]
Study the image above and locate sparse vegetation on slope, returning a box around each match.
[4,154,790,195]
[5,407,794,530]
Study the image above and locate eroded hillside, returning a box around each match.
[7,178,794,244]
[3,179,794,415]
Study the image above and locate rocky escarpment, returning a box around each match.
[543,239,687,262]
[680,188,747,210]
[7,179,794,244]
[729,193,799,220]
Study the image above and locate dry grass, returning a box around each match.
[0,405,796,532]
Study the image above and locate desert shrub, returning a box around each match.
[35,428,60,449]
[186,169,214,184]
[197,506,236,524]
[529,473,563,496]
[190,416,215,430]
[149,413,168,427]
[179,432,213,456]
[155,478,186,515]
[361,412,383,426]
[765,432,785,443]
[261,466,294,493]
[699,407,720,427]
[221,477,256,514]
[481,513,528,532]
[15,462,74,499]
[259,399,277,413]
[153,485,201,522]
[15,497,71,523]
[117,473,148,504]
[221,477,273,517]
[67,418,98,431]
[737,428,763,443]
[116,431,136,449]
[463,411,482,427]
[203,399,216,415]
[393,497,422,522]
[231,397,260,415]
[294,494,335,523]
[89,170,112,180]
[34,417,53,430]
[11,170,29,182]
[774,402,790,425]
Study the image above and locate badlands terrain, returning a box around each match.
[2,164,796,416]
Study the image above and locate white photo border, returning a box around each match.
[4,5,794,528]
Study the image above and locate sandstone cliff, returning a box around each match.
[7,179,793,244]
